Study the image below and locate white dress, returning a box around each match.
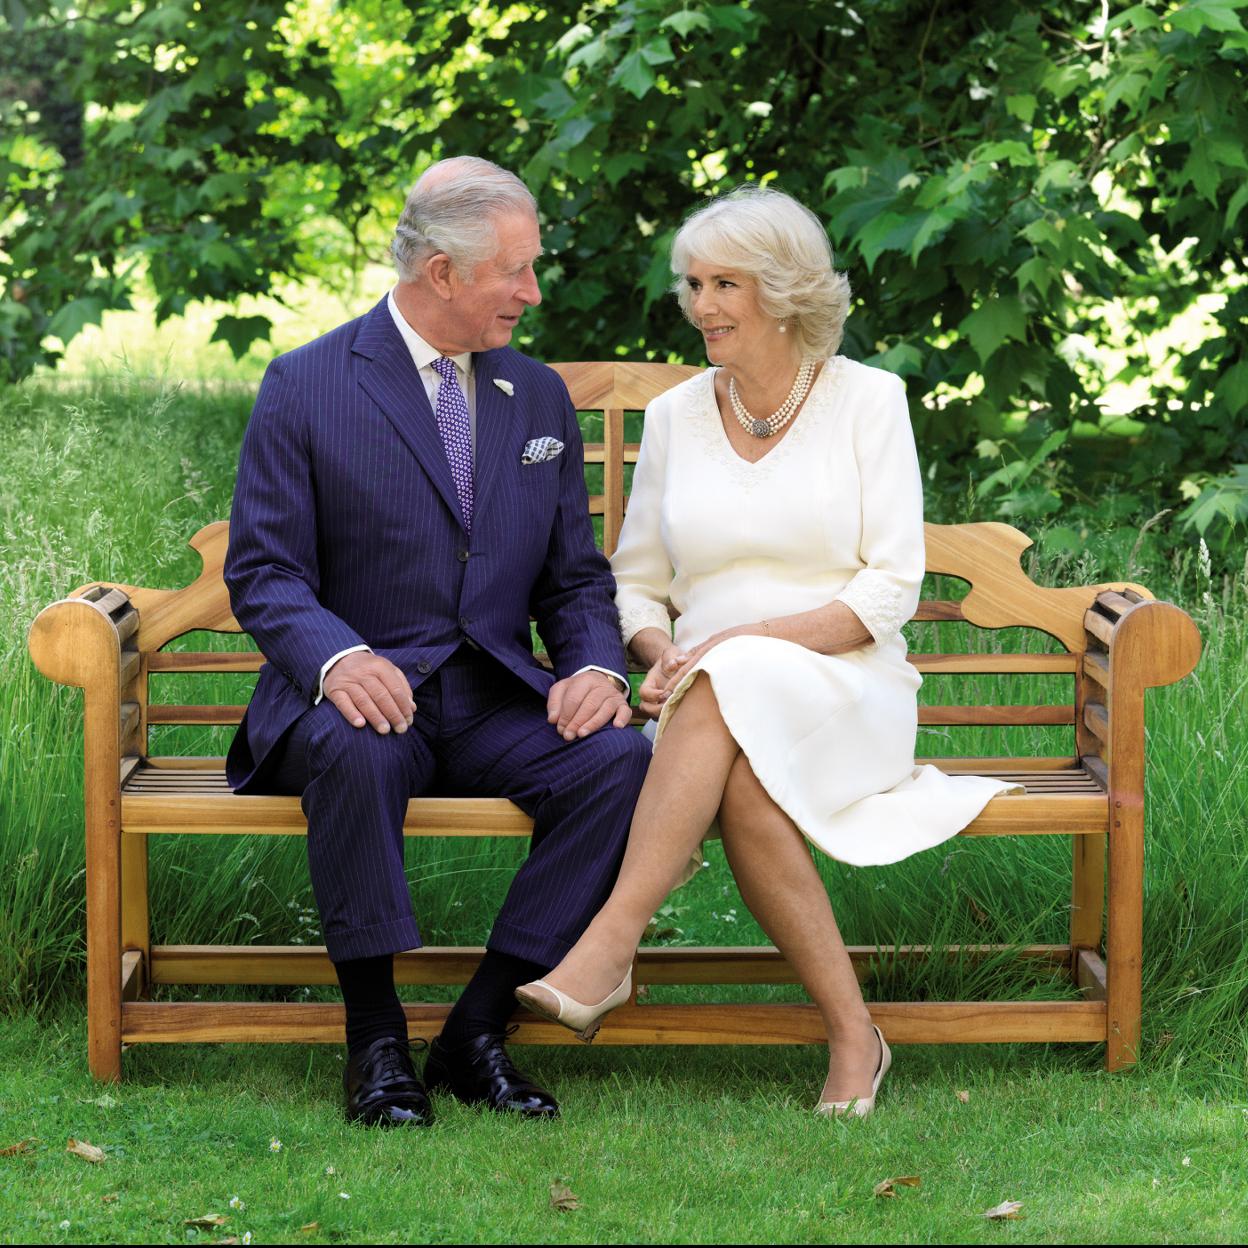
[611,358,1017,881]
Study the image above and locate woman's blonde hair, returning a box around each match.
[670,185,851,359]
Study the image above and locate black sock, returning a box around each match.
[440,949,547,1046]
[335,953,407,1057]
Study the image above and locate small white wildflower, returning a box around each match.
[325,1165,336,1175]
[229,1196,245,1210]
[269,1137,282,1152]
[1152,1177,1161,1189]
[59,1221,71,1231]
[339,1191,351,1200]
[242,1234,253,1245]
[1181,1155,1191,1167]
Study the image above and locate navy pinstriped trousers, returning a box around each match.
[267,647,651,966]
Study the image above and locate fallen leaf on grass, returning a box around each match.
[956,1090,970,1104]
[184,1214,229,1229]
[874,1175,921,1198]
[983,1200,1023,1220]
[66,1138,105,1164]
[79,1093,119,1109]
[0,1139,35,1157]
[549,1181,580,1212]
[101,1193,119,1203]
[299,1223,320,1233]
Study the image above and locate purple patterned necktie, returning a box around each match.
[431,355,474,533]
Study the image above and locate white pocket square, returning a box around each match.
[522,436,564,465]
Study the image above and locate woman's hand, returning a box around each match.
[653,623,770,710]
[637,643,691,719]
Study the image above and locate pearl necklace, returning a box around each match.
[728,358,818,438]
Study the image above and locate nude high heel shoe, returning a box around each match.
[514,969,633,1043]
[815,1024,891,1119]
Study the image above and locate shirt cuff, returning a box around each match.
[314,644,373,704]
[573,664,630,695]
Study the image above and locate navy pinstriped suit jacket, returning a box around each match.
[223,296,629,793]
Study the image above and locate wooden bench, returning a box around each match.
[27,361,1202,1083]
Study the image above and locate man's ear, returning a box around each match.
[423,252,458,301]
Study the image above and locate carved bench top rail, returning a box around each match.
[65,519,1149,657]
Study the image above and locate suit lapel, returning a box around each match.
[470,349,515,524]
[353,301,467,532]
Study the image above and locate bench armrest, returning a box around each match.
[1078,591,1202,798]
[28,586,144,790]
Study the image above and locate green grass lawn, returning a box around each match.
[3,377,1247,1242]
[3,1014,1247,1245]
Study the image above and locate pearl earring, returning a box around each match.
[778,320,787,333]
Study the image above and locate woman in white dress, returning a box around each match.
[517,187,1015,1115]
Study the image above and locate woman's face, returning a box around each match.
[683,258,788,371]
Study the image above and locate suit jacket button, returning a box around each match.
[417,660,432,674]
[457,548,469,562]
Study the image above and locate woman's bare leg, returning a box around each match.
[718,753,880,1103]
[532,674,739,1004]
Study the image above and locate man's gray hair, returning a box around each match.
[391,156,537,282]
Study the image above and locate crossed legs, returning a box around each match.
[532,672,882,1102]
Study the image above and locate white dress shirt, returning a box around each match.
[314,291,627,704]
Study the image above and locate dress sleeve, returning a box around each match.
[610,393,676,647]
[834,372,926,644]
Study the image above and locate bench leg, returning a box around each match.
[121,834,151,997]
[1105,802,1143,1071]
[1070,834,1106,956]
[85,776,123,1082]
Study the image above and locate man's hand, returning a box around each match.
[547,670,632,741]
[322,651,415,733]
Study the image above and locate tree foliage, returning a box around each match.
[2,0,1246,547]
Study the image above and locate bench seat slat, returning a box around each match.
[120,760,1109,835]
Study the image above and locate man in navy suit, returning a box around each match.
[224,157,651,1126]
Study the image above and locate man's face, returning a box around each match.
[446,209,543,352]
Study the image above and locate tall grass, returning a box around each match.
[1,379,1245,1078]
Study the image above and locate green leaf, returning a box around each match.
[1170,0,1246,36]
[1035,159,1080,192]
[46,297,105,344]
[1004,93,1036,124]
[1106,4,1162,32]
[612,49,656,99]
[975,140,1034,167]
[210,315,272,359]
[1015,256,1054,297]
[661,10,713,36]
[567,39,609,71]
[553,22,593,56]
[534,78,576,117]
[959,296,1028,365]
[1225,181,1248,231]
[855,212,922,271]
[1180,146,1221,204]
[909,208,958,263]
[640,37,676,66]
[1213,361,1248,414]
[1104,71,1148,112]
[1021,218,1064,252]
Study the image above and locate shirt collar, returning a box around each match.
[386,288,472,377]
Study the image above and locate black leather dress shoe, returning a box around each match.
[344,1036,434,1128]
[425,1032,559,1119]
